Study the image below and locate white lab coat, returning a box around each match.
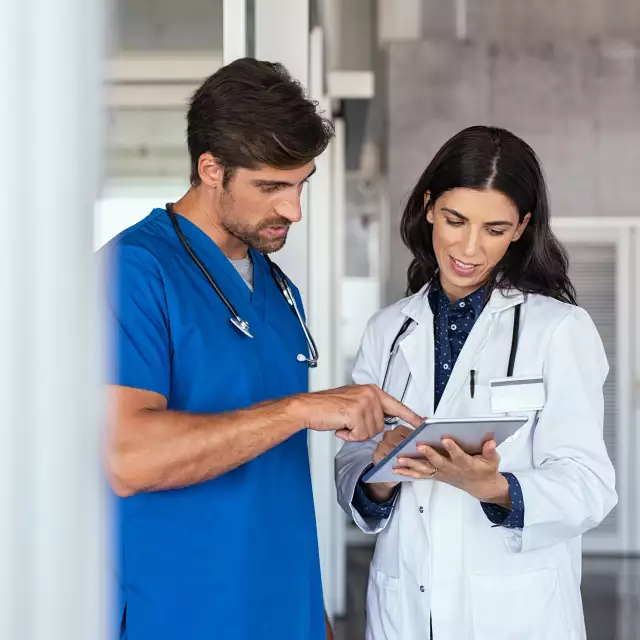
[335,285,617,640]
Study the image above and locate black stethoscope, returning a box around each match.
[382,296,522,425]
[166,203,319,368]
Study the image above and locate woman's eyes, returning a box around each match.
[444,217,507,237]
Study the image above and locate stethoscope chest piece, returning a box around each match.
[230,317,253,338]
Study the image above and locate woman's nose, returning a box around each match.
[461,227,480,256]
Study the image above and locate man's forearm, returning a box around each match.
[109,395,304,496]
[109,381,423,497]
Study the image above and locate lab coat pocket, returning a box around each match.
[470,568,571,640]
[490,376,545,414]
[365,565,400,640]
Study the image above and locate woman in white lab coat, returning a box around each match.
[335,126,617,640]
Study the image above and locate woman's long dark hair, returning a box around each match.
[401,126,576,305]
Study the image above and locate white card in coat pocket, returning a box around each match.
[490,376,546,413]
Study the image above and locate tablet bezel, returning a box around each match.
[362,416,527,484]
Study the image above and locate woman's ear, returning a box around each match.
[512,212,532,242]
[424,191,434,224]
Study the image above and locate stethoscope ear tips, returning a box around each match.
[298,353,319,368]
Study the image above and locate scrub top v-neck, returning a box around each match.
[103,208,324,640]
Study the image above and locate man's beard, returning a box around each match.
[225,217,291,254]
[217,188,292,253]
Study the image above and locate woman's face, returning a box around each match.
[426,187,530,301]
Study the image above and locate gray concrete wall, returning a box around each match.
[338,0,375,70]
[422,0,640,43]
[116,0,223,51]
[385,1,640,301]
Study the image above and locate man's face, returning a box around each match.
[216,162,316,254]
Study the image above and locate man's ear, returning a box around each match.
[197,153,225,189]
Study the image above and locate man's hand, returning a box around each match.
[395,438,511,507]
[295,384,422,442]
[363,425,414,503]
[325,610,333,640]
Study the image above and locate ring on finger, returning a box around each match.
[425,467,437,478]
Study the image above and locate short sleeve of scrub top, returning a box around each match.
[105,243,170,397]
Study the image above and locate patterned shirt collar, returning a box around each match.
[427,278,485,320]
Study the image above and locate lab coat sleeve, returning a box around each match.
[335,314,398,534]
[501,307,618,553]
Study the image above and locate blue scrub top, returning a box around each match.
[102,208,325,640]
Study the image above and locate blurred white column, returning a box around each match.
[306,25,338,617]
[254,0,310,305]
[329,116,348,617]
[255,0,309,90]
[255,3,348,619]
[223,0,247,64]
[0,0,107,639]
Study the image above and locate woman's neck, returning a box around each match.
[438,276,485,303]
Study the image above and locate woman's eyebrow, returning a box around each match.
[441,208,514,227]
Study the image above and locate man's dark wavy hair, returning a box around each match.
[187,57,334,187]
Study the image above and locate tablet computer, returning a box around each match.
[362,416,527,484]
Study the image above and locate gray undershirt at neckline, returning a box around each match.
[230,254,254,292]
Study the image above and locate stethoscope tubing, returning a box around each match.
[166,203,318,366]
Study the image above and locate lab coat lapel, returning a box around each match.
[398,289,435,419]
[435,288,524,414]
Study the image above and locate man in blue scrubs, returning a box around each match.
[103,58,421,640]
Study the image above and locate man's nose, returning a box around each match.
[274,197,302,223]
